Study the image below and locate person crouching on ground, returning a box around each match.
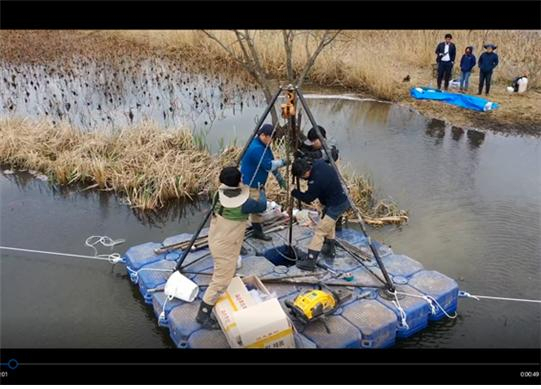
[459,46,476,92]
[240,123,288,241]
[290,158,351,271]
[435,33,456,91]
[478,44,499,96]
[196,166,267,329]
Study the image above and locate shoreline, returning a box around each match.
[2,30,539,136]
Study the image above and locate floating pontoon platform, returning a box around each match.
[123,225,459,348]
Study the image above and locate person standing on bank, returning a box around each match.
[459,46,476,92]
[478,44,499,96]
[290,158,351,271]
[240,123,288,241]
[196,167,267,329]
[435,33,457,90]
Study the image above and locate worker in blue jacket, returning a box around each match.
[459,46,476,92]
[435,33,456,90]
[240,123,287,240]
[478,44,499,96]
[291,158,351,270]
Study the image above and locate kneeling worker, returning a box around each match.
[196,166,267,329]
[291,158,351,271]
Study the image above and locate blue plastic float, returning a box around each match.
[122,226,460,348]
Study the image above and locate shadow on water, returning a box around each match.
[467,129,486,148]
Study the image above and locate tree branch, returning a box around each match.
[295,30,341,89]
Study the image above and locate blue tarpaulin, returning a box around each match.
[410,87,499,112]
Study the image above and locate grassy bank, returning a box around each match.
[0,118,407,225]
[2,30,539,133]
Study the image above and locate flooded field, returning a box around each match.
[1,58,540,348]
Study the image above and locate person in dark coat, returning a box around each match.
[290,158,351,270]
[459,46,476,92]
[435,33,456,90]
[296,126,339,163]
[295,125,343,231]
[478,44,499,96]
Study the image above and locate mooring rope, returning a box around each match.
[0,245,124,264]
[459,290,541,304]
[395,290,458,320]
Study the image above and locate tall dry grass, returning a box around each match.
[114,30,541,100]
[0,118,406,224]
[2,30,539,100]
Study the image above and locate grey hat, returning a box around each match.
[483,43,497,50]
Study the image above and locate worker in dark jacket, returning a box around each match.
[295,125,343,230]
[459,46,476,92]
[435,33,456,90]
[240,123,287,240]
[291,158,351,270]
[196,166,267,329]
[296,126,339,163]
[478,44,499,96]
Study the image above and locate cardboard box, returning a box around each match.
[214,275,295,348]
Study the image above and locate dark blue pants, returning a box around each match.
[437,61,453,90]
[478,70,493,95]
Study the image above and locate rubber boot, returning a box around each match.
[195,301,220,330]
[335,215,343,231]
[252,223,272,241]
[296,249,319,271]
[327,239,336,259]
[321,238,331,256]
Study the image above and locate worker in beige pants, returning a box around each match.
[291,158,351,271]
[307,215,336,252]
[196,167,267,329]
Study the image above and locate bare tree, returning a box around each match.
[202,29,341,125]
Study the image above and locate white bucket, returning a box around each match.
[164,271,200,302]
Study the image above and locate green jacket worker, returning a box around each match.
[196,167,267,329]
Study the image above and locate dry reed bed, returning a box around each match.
[112,30,541,100]
[3,30,539,100]
[0,118,407,225]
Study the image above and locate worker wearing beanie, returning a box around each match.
[290,158,351,271]
[240,123,288,241]
[196,166,267,329]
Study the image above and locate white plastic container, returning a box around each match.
[164,271,199,302]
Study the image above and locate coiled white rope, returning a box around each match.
[0,235,126,265]
[459,290,541,304]
[85,235,125,256]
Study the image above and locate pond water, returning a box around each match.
[1,59,540,348]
